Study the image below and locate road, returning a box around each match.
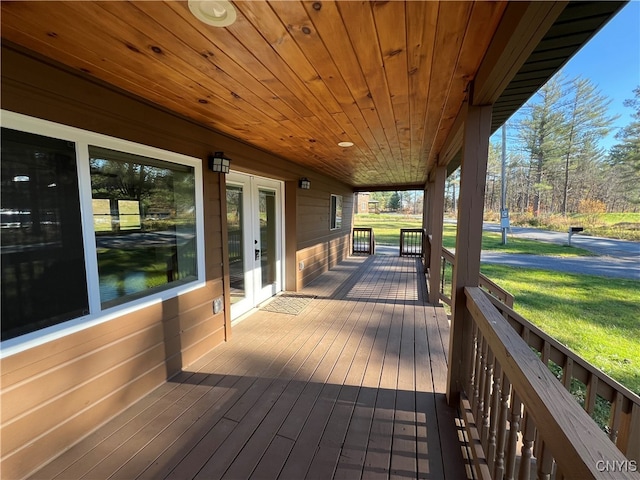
[479,223,639,280]
[482,222,639,259]
[376,223,639,280]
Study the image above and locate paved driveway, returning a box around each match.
[376,224,639,280]
[481,223,639,280]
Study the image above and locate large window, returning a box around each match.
[1,113,204,345]
[89,146,197,308]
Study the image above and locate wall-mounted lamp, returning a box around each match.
[208,152,231,174]
[299,177,311,190]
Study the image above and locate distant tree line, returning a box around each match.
[365,79,639,218]
[484,76,640,215]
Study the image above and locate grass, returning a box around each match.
[507,211,640,241]
[354,214,594,256]
[354,212,640,399]
[354,213,422,245]
[480,264,640,396]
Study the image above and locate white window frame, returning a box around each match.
[1,110,206,357]
[330,194,343,230]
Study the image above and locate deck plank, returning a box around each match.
[28,255,470,480]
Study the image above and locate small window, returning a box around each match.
[330,194,342,230]
[1,128,89,340]
[89,146,197,308]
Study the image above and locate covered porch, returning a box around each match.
[2,1,638,478]
[29,255,470,479]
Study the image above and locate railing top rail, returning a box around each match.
[465,286,637,479]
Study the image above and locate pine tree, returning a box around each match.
[518,76,566,216]
[558,76,615,214]
[608,86,640,206]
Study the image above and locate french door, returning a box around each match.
[226,172,283,320]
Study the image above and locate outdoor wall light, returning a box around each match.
[299,177,311,190]
[208,152,231,174]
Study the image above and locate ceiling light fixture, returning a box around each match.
[189,0,237,27]
[338,141,354,148]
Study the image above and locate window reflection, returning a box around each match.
[89,146,197,308]
[1,128,88,340]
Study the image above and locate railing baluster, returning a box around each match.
[609,391,623,445]
[476,337,489,426]
[440,256,446,295]
[620,403,640,461]
[518,410,535,480]
[482,349,495,451]
[488,360,502,473]
[505,391,522,480]
[536,442,554,480]
[470,322,480,412]
[562,356,573,391]
[473,330,483,416]
[585,373,599,416]
[494,373,511,479]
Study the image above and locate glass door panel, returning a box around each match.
[226,184,246,305]
[255,186,279,304]
[260,189,276,289]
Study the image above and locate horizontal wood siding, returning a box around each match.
[1,45,357,478]
[296,180,354,288]
[0,45,231,479]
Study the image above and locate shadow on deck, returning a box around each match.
[31,255,473,480]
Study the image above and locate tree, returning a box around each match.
[608,86,640,206]
[558,76,615,214]
[387,191,401,211]
[517,76,566,216]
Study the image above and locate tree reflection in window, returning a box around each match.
[89,146,197,308]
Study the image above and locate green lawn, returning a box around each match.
[481,264,640,396]
[510,212,640,241]
[354,213,640,397]
[354,214,593,256]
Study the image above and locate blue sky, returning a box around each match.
[561,1,639,149]
[496,1,639,151]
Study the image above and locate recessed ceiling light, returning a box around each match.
[189,0,237,27]
[338,141,354,148]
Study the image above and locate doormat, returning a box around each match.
[260,293,316,315]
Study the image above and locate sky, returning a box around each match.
[495,1,640,151]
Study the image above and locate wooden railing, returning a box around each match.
[352,227,375,255]
[464,287,639,479]
[400,228,424,257]
[439,247,514,307]
[482,292,640,463]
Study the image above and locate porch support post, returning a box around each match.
[284,181,298,291]
[422,181,431,272]
[428,166,446,305]
[446,100,492,404]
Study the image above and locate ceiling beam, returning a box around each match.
[473,1,568,105]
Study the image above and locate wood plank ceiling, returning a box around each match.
[2,1,619,190]
[0,0,511,189]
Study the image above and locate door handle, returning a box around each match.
[255,249,260,260]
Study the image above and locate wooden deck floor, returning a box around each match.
[31,255,472,480]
